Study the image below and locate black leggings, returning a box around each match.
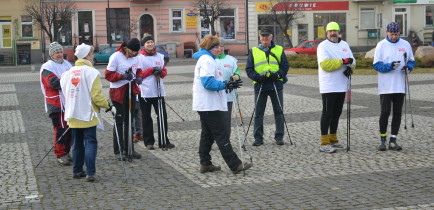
[320,92,346,135]
[379,93,405,135]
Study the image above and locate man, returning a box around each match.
[105,38,143,160]
[373,22,415,151]
[246,28,289,146]
[39,42,73,165]
[61,43,112,182]
[317,22,355,153]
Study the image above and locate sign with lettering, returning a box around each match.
[256,1,349,12]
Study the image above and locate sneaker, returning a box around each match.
[378,141,387,151]
[145,145,155,150]
[66,153,73,162]
[73,171,86,179]
[319,145,336,153]
[86,175,95,182]
[133,135,139,143]
[131,151,142,159]
[252,141,264,146]
[389,141,402,151]
[276,141,284,146]
[331,142,345,149]
[232,162,253,174]
[199,164,222,173]
[165,143,175,149]
[57,155,71,166]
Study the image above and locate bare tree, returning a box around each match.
[193,0,228,36]
[23,0,76,43]
[266,0,304,48]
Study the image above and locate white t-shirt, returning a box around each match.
[106,51,141,88]
[216,55,237,102]
[373,38,414,94]
[317,39,355,93]
[139,52,166,98]
[192,54,227,111]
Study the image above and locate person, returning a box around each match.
[138,35,175,150]
[215,43,241,131]
[246,28,289,146]
[39,42,73,166]
[410,31,420,54]
[373,22,415,151]
[132,96,143,143]
[105,38,143,160]
[61,43,113,182]
[192,34,252,174]
[316,22,355,153]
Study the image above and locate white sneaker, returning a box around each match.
[331,142,346,149]
[319,145,337,153]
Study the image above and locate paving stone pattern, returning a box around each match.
[1,66,433,209]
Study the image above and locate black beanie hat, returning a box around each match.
[126,38,140,52]
[142,36,154,45]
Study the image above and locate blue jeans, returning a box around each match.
[253,89,284,142]
[72,126,98,176]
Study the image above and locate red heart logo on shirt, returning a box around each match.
[71,77,80,87]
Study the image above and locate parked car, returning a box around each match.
[156,45,169,64]
[284,40,324,56]
[93,46,116,64]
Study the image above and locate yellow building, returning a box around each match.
[0,0,42,66]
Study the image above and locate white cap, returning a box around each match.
[74,43,91,59]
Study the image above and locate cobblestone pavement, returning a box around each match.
[1,65,434,209]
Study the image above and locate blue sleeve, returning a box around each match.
[373,62,392,73]
[407,60,415,71]
[200,76,226,91]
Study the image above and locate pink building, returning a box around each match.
[45,0,248,61]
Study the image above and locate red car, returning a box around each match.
[284,40,324,56]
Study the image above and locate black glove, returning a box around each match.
[258,71,269,83]
[391,61,401,70]
[342,58,353,65]
[135,77,143,85]
[152,67,162,76]
[268,72,280,81]
[402,65,411,73]
[121,73,133,81]
[343,66,353,78]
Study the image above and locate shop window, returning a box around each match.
[258,14,292,48]
[426,6,434,26]
[200,10,210,38]
[21,15,33,38]
[106,8,130,43]
[171,9,183,32]
[219,9,235,40]
[55,19,72,45]
[314,13,346,40]
[360,8,376,29]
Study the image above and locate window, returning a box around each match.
[258,14,292,48]
[219,9,235,40]
[426,6,434,26]
[55,19,72,45]
[1,22,12,48]
[171,9,183,32]
[106,8,130,43]
[200,10,210,38]
[314,13,346,40]
[21,15,33,38]
[360,8,376,29]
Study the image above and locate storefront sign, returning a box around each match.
[393,0,434,3]
[186,11,198,28]
[256,1,349,12]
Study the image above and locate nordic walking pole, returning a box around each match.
[165,101,185,122]
[156,75,167,150]
[112,112,128,182]
[233,96,247,176]
[35,127,70,168]
[403,52,415,128]
[346,66,352,152]
[234,89,253,166]
[272,82,294,146]
[127,68,133,162]
[245,83,263,140]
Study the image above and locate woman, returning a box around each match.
[192,34,251,174]
[138,35,175,150]
[105,38,143,160]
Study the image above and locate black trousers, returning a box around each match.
[139,97,171,147]
[379,93,405,135]
[198,111,241,170]
[320,92,346,135]
[112,84,136,154]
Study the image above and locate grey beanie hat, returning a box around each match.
[49,42,63,57]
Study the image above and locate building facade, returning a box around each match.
[248,0,434,52]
